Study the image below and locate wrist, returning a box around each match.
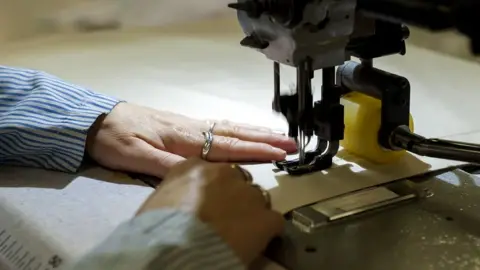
[85,101,125,158]
[86,113,107,155]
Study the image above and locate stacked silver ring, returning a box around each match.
[231,164,253,182]
[202,123,271,209]
[231,164,271,209]
[251,183,272,209]
[201,122,216,160]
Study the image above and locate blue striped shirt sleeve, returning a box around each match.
[0,65,121,173]
[70,209,245,270]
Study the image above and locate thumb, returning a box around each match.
[119,138,185,178]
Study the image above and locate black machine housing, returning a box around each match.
[229,0,480,175]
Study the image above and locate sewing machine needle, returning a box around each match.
[299,129,305,165]
[297,63,308,165]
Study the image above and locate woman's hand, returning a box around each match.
[137,158,283,266]
[86,102,296,178]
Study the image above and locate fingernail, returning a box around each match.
[287,144,298,152]
[273,147,287,156]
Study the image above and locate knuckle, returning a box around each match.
[115,133,136,147]
[231,125,241,136]
[163,127,185,147]
[226,137,240,150]
[225,138,240,161]
[219,120,237,137]
[115,139,137,158]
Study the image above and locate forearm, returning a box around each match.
[71,209,245,270]
[0,66,121,172]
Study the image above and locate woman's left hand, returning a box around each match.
[86,103,297,178]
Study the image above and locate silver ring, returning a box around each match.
[251,183,271,209]
[201,131,214,160]
[231,164,253,183]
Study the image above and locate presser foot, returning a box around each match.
[274,153,333,176]
[274,140,338,176]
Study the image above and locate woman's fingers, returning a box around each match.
[119,138,185,178]
[166,130,288,162]
[216,120,274,133]
[212,121,297,153]
[205,135,287,162]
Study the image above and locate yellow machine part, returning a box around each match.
[340,92,414,164]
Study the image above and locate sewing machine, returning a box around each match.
[229,0,480,174]
[228,1,480,269]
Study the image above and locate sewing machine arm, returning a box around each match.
[228,0,480,175]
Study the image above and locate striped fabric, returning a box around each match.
[0,66,120,172]
[71,209,245,270]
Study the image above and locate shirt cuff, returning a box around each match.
[72,209,245,270]
[31,90,122,173]
[71,91,123,170]
[0,66,122,173]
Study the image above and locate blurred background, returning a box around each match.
[0,0,231,40]
[408,28,477,63]
[0,0,476,63]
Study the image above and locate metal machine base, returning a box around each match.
[266,170,480,270]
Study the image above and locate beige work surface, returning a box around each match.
[0,16,479,269]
